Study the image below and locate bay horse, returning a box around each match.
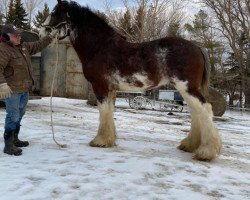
[40,0,221,161]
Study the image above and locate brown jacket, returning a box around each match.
[0,35,52,92]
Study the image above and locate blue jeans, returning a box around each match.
[4,92,29,133]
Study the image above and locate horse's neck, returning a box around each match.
[70,26,116,62]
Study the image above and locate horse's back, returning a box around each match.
[158,37,203,61]
[155,37,205,83]
[130,36,204,72]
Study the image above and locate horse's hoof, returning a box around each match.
[178,137,199,153]
[193,145,220,161]
[193,136,221,161]
[89,139,115,148]
[178,143,194,153]
[193,151,216,161]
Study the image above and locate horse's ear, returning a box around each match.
[57,0,62,5]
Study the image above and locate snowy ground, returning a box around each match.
[0,97,249,200]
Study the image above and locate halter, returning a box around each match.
[42,13,71,40]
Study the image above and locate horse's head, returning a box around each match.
[39,0,71,40]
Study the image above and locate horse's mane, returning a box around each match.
[67,1,114,32]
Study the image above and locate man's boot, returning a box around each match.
[3,132,22,156]
[13,126,29,147]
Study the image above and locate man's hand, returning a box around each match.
[49,29,59,39]
[0,83,12,99]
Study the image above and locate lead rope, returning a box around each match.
[50,33,67,148]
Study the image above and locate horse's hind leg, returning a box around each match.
[175,80,221,161]
[178,114,201,153]
[89,90,116,147]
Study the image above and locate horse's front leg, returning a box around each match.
[89,90,117,147]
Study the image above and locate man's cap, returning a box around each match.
[1,24,21,35]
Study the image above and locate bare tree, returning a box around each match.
[0,0,9,18]
[104,0,187,42]
[24,0,44,28]
[185,10,224,81]
[200,0,250,107]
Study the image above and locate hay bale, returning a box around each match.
[205,87,227,117]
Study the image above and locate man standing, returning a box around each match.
[0,24,58,156]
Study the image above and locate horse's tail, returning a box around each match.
[200,47,210,97]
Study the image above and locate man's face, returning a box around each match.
[9,33,21,45]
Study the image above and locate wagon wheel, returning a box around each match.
[169,100,183,112]
[126,94,133,103]
[170,104,183,112]
[160,101,182,112]
[160,100,172,111]
[145,97,153,108]
[132,96,147,109]
[129,97,135,108]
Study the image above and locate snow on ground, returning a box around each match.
[0,97,249,200]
